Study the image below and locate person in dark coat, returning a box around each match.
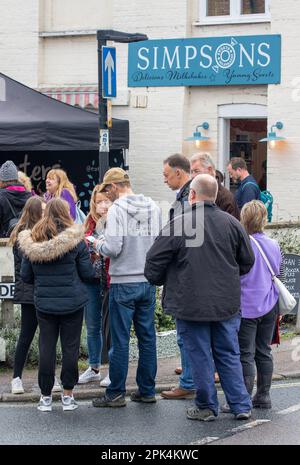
[190,152,240,219]
[145,174,255,422]
[227,157,260,209]
[19,198,95,412]
[0,160,32,237]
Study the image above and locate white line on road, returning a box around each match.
[190,436,220,445]
[277,403,300,415]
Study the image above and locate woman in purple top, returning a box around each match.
[239,200,282,409]
[44,169,77,220]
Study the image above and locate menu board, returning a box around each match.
[283,254,300,315]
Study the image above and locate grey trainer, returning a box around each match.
[187,407,216,421]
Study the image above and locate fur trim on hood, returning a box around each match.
[18,224,85,263]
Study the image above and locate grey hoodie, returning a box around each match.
[98,194,161,284]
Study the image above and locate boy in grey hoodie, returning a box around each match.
[92,168,161,408]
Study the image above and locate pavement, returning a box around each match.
[0,338,300,403]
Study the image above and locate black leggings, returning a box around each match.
[13,304,38,379]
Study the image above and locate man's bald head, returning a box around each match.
[189,174,218,204]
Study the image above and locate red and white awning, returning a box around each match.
[39,86,99,110]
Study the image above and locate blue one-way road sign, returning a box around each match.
[102,46,117,98]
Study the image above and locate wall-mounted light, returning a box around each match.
[185,122,210,148]
[259,121,286,150]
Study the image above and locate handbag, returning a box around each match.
[250,236,296,316]
[74,201,87,225]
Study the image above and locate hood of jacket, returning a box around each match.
[114,194,159,222]
[18,224,85,263]
[0,184,31,210]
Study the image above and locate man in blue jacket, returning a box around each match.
[227,157,260,210]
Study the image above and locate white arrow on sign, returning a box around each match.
[105,51,115,96]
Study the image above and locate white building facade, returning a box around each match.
[0,0,299,221]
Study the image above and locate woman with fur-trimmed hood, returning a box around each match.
[19,198,95,412]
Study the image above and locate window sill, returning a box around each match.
[193,17,271,26]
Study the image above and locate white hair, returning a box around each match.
[190,152,216,171]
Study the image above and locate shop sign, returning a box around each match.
[128,34,281,87]
[283,254,300,315]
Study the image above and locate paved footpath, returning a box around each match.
[0,339,300,402]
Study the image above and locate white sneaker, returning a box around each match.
[61,395,78,411]
[37,395,52,412]
[100,373,111,387]
[11,377,25,394]
[78,367,101,384]
[52,377,62,392]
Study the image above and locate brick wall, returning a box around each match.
[0,0,39,87]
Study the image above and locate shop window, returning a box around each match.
[241,0,265,14]
[198,0,270,24]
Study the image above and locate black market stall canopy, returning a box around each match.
[0,73,129,151]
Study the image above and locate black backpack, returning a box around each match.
[5,197,21,237]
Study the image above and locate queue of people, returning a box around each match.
[0,156,283,421]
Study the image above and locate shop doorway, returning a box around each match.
[229,118,267,193]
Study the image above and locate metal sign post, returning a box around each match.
[97,30,148,182]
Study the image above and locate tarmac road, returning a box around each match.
[1,379,300,446]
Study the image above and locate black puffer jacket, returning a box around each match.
[19,225,95,315]
[145,202,255,322]
[0,184,31,237]
[13,244,34,304]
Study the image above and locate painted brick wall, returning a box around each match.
[267,0,300,221]
[0,0,39,87]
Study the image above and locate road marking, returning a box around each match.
[189,420,270,446]
[230,419,270,433]
[191,436,220,445]
[277,403,300,415]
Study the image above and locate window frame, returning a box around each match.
[197,0,271,25]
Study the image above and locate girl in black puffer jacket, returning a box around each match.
[19,198,95,412]
[9,196,46,395]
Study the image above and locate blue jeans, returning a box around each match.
[84,283,103,369]
[107,282,157,398]
[176,326,195,390]
[177,314,252,416]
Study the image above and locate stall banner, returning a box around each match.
[128,34,281,87]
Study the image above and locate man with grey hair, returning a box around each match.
[145,174,255,422]
[190,152,240,219]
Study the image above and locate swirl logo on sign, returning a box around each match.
[212,38,238,74]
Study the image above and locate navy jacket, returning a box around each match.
[235,175,260,209]
[19,225,95,315]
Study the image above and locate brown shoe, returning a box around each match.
[174,367,182,375]
[160,387,196,400]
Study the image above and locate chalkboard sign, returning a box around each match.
[283,254,300,314]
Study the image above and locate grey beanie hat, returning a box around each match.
[0,160,18,182]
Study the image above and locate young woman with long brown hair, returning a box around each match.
[9,196,51,395]
[44,168,77,221]
[78,184,112,387]
[19,198,95,412]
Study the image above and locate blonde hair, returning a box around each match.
[18,171,33,192]
[240,200,267,235]
[31,198,73,242]
[46,169,78,202]
[84,184,109,230]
